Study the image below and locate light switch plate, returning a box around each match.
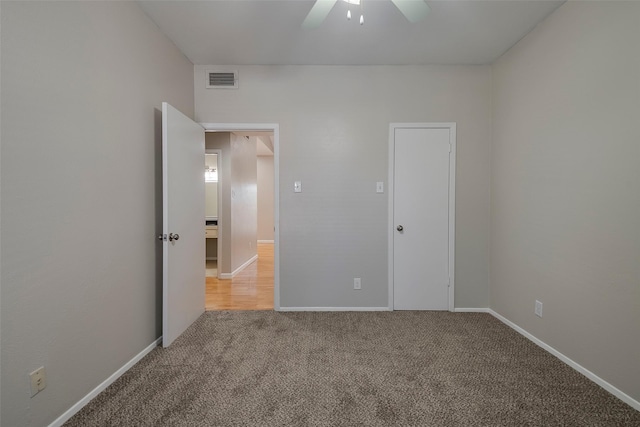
[535,300,543,318]
[294,181,302,193]
[376,182,384,193]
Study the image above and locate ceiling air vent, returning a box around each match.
[206,69,238,89]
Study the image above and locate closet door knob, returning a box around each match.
[169,233,180,242]
[397,225,404,232]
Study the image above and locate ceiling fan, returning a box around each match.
[302,0,430,28]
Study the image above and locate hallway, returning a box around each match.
[205,243,274,310]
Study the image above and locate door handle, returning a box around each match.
[397,225,404,232]
[169,233,180,242]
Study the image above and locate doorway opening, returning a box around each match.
[204,150,221,279]
[201,124,280,311]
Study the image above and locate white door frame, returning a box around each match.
[200,123,280,311]
[388,123,456,312]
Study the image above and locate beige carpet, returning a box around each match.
[65,311,639,426]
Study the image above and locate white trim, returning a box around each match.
[48,338,161,427]
[388,123,457,312]
[387,125,394,311]
[257,240,274,244]
[279,307,391,312]
[447,125,456,312]
[218,254,257,279]
[489,309,640,411]
[454,308,490,313]
[200,123,280,310]
[201,123,277,133]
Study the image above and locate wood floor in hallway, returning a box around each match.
[206,243,274,310]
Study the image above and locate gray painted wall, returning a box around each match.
[230,134,258,272]
[195,65,492,308]
[0,3,3,421]
[257,156,275,241]
[491,2,640,402]
[0,2,194,425]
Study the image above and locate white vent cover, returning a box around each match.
[206,69,238,89]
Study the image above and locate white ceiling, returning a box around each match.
[137,0,564,66]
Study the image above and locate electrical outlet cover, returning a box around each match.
[30,367,46,397]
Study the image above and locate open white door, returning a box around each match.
[162,102,205,347]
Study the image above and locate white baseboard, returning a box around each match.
[218,254,258,279]
[278,307,391,312]
[280,307,488,313]
[454,307,490,313]
[489,309,640,411]
[49,337,162,427]
[257,240,274,244]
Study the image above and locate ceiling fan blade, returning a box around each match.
[302,0,338,29]
[390,0,431,23]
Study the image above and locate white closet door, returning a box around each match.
[393,127,452,310]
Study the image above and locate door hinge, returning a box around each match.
[448,143,451,153]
